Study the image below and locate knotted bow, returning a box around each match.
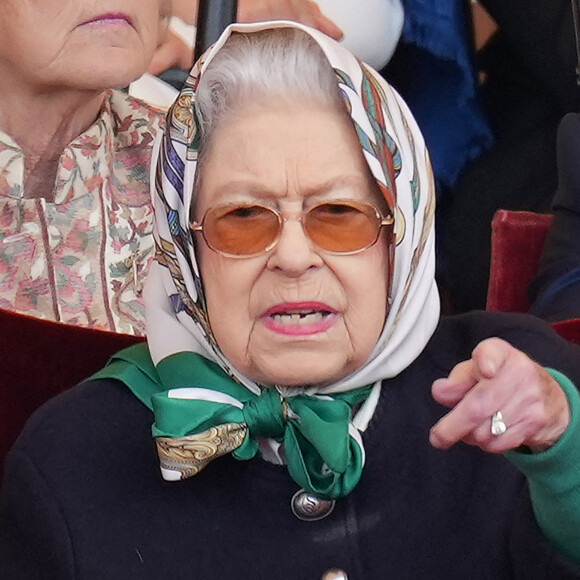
[92,344,371,500]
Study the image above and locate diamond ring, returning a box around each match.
[491,411,507,436]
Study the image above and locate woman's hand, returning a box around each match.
[147,31,193,75]
[148,31,193,76]
[429,338,570,453]
[238,0,343,40]
[148,0,342,76]
[171,0,343,37]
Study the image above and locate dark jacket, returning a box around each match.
[2,312,580,579]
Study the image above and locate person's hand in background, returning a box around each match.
[148,28,193,75]
[238,0,342,40]
[148,0,341,76]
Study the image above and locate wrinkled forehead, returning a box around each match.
[169,22,402,220]
[193,105,389,215]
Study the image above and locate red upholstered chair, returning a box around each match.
[0,309,143,481]
[487,210,553,313]
[486,209,580,344]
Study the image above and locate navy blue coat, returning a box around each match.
[2,312,580,579]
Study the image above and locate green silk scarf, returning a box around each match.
[92,343,371,500]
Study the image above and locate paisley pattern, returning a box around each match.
[156,423,247,478]
[93,341,373,499]
[0,90,163,335]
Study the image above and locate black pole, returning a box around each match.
[572,0,580,85]
[194,0,238,62]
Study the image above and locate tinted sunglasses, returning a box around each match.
[190,200,394,257]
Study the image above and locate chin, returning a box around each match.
[78,56,149,90]
[247,353,356,388]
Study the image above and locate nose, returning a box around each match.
[266,217,324,275]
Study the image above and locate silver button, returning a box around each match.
[321,569,348,580]
[291,489,335,521]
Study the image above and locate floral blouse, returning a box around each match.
[0,90,163,336]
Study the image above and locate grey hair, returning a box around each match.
[193,28,346,163]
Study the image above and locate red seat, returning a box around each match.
[486,210,553,313]
[487,209,580,344]
[0,309,143,481]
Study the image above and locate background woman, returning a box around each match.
[0,0,168,334]
[1,23,580,579]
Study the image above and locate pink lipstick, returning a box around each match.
[80,12,133,28]
[262,302,338,336]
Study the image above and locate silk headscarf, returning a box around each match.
[147,20,439,394]
[101,21,439,498]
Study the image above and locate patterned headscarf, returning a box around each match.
[97,21,439,499]
[146,20,439,395]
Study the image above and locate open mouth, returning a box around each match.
[263,302,338,335]
[271,309,333,327]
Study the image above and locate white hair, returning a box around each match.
[194,28,346,155]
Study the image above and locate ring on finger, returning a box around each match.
[491,411,508,436]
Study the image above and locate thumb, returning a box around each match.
[148,34,192,76]
[309,2,344,40]
[471,337,511,380]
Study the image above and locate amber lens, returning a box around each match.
[203,204,281,255]
[304,202,382,253]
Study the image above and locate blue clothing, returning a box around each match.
[397,0,493,188]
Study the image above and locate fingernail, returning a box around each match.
[484,358,498,377]
[429,431,441,448]
[431,378,448,394]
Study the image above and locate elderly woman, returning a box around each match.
[0,0,168,335]
[2,23,580,579]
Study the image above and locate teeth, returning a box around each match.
[273,311,326,326]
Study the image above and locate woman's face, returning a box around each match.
[196,104,392,387]
[0,0,166,92]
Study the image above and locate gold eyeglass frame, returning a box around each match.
[190,200,395,258]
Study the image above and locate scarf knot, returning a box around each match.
[243,388,286,439]
[92,345,374,500]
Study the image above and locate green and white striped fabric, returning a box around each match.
[94,344,371,500]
